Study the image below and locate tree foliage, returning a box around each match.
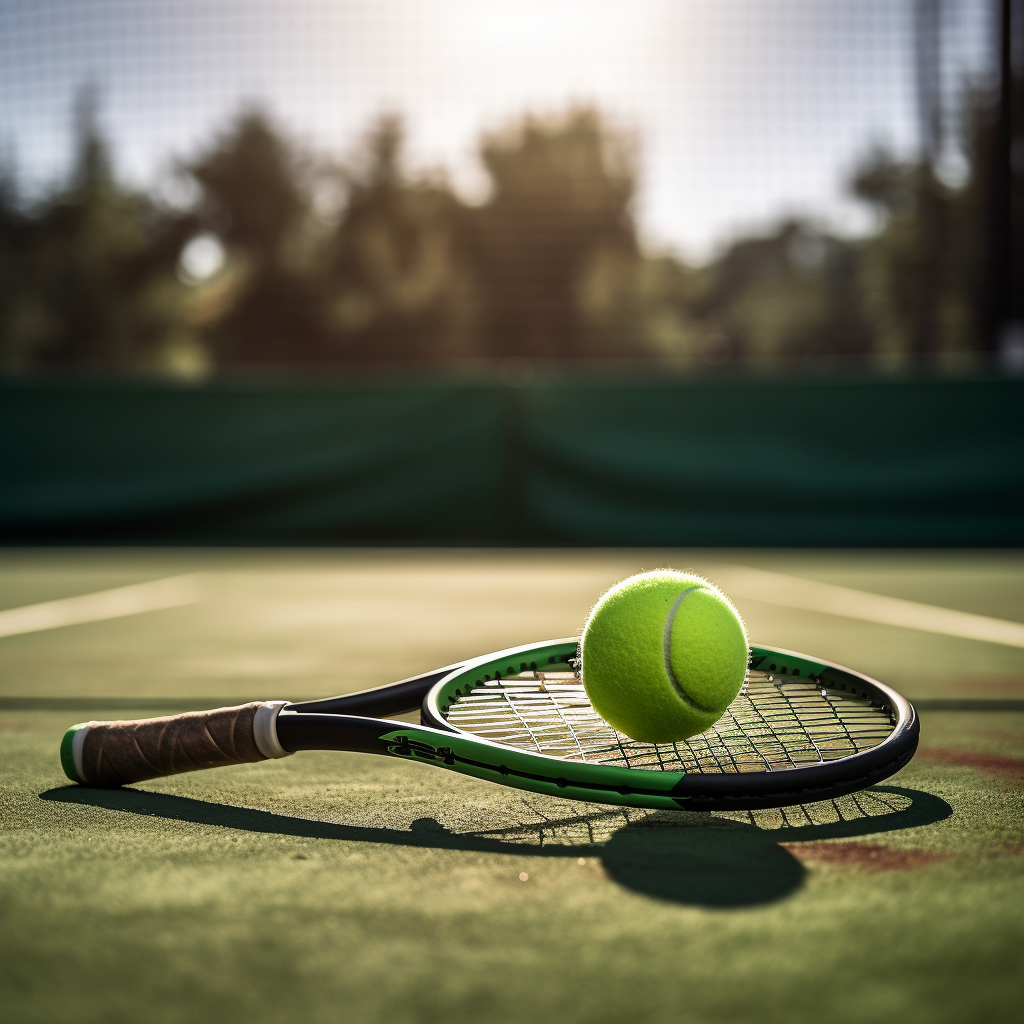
[322,115,478,362]
[0,90,194,374]
[471,108,637,358]
[0,76,1018,375]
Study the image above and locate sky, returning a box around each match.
[0,0,997,260]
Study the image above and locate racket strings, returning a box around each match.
[444,669,895,774]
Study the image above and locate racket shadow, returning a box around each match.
[39,784,951,908]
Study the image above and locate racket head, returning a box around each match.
[417,638,918,811]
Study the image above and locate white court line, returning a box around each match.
[0,574,205,639]
[2,564,1021,650]
[713,565,1024,650]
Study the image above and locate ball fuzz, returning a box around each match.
[580,570,748,743]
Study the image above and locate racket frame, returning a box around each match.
[277,638,918,811]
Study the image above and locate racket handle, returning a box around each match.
[59,702,292,787]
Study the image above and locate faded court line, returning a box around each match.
[711,565,1024,649]
[0,574,205,639]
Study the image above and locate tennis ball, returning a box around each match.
[580,570,748,743]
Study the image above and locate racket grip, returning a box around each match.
[59,702,292,787]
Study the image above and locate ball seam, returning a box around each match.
[662,586,720,716]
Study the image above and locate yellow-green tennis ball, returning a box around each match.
[580,570,748,743]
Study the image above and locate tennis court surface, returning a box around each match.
[2,548,1022,1023]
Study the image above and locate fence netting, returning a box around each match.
[0,1,1020,376]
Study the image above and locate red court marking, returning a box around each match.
[916,747,1024,783]
[984,730,1024,744]
[783,841,946,872]
[993,843,1024,858]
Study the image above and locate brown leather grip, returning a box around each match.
[79,703,268,787]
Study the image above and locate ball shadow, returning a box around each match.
[601,816,806,907]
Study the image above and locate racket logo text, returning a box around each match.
[387,736,456,765]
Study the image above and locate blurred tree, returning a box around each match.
[185,108,328,366]
[576,247,707,363]
[322,115,480,362]
[470,108,638,359]
[0,88,196,374]
[691,221,871,368]
[848,51,1023,370]
[849,148,965,365]
[0,169,35,371]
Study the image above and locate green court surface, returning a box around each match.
[2,549,1023,1023]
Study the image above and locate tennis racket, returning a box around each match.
[60,638,918,811]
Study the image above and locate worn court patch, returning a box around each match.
[783,841,946,872]
[917,748,1024,783]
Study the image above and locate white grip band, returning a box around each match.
[253,701,291,759]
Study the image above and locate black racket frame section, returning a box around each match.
[276,643,919,811]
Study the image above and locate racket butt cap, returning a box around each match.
[60,723,92,784]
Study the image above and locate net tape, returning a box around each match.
[444,669,895,774]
